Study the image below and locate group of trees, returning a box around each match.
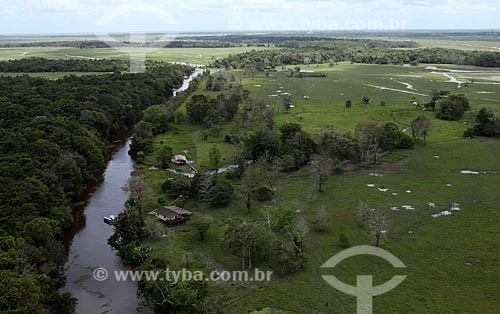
[162,174,234,208]
[186,93,241,131]
[466,108,500,138]
[0,57,128,72]
[224,207,308,275]
[0,59,190,313]
[435,94,471,121]
[213,46,500,70]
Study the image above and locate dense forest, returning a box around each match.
[213,47,500,69]
[0,58,129,72]
[0,59,191,313]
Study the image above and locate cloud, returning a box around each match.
[0,0,498,33]
[19,0,84,12]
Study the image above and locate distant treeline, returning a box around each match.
[0,61,191,313]
[0,36,420,49]
[174,35,420,49]
[0,57,129,72]
[213,47,500,69]
[0,40,111,48]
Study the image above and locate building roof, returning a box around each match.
[173,155,187,161]
[152,206,192,218]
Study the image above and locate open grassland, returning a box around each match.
[413,38,500,51]
[137,62,500,313]
[377,37,500,51]
[243,63,500,142]
[0,46,271,65]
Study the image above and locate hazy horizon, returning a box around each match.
[1,0,499,34]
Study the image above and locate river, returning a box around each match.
[61,139,142,314]
[61,67,207,314]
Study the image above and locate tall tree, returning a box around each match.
[209,145,221,173]
[156,145,173,169]
[241,172,258,211]
[312,153,333,193]
[411,116,433,146]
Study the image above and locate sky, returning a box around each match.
[0,0,499,34]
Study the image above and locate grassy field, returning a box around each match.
[136,62,500,313]
[413,38,500,51]
[0,46,271,65]
[376,37,500,52]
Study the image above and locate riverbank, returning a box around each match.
[61,66,204,314]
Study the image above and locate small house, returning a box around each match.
[172,155,188,165]
[151,206,192,225]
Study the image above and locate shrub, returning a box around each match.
[254,185,274,201]
[338,233,350,248]
[396,133,415,149]
[210,179,234,208]
[162,177,191,197]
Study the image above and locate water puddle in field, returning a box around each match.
[364,84,428,97]
[65,55,105,60]
[390,78,417,90]
[461,170,480,175]
[431,203,461,218]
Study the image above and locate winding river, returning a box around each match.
[62,66,206,314]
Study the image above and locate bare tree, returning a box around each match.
[287,217,309,254]
[257,149,280,200]
[312,153,333,193]
[356,201,370,227]
[144,219,165,238]
[223,219,265,269]
[312,205,330,232]
[241,172,258,211]
[356,122,384,164]
[365,209,390,248]
[122,175,151,211]
[232,146,247,178]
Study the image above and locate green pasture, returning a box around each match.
[137,62,500,313]
[0,46,271,65]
